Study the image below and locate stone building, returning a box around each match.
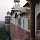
[10,0,30,40]
[5,11,11,31]
[5,0,40,40]
[5,11,11,36]
[26,0,39,40]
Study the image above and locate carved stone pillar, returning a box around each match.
[30,1,35,40]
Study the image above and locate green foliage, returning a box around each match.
[0,26,7,40]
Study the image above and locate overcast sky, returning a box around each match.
[0,0,27,21]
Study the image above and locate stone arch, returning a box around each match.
[37,13,40,30]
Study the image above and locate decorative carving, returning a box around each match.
[28,19,30,30]
[14,0,20,3]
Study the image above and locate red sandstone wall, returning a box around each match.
[10,23,30,40]
[5,25,10,32]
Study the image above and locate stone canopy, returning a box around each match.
[26,0,39,4]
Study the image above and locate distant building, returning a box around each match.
[5,11,11,40]
[5,11,11,33]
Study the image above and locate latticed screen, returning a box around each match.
[28,19,30,30]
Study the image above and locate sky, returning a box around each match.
[0,0,27,21]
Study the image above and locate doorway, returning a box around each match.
[37,13,40,33]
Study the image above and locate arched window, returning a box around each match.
[14,13,18,18]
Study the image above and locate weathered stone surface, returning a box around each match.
[10,23,30,40]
